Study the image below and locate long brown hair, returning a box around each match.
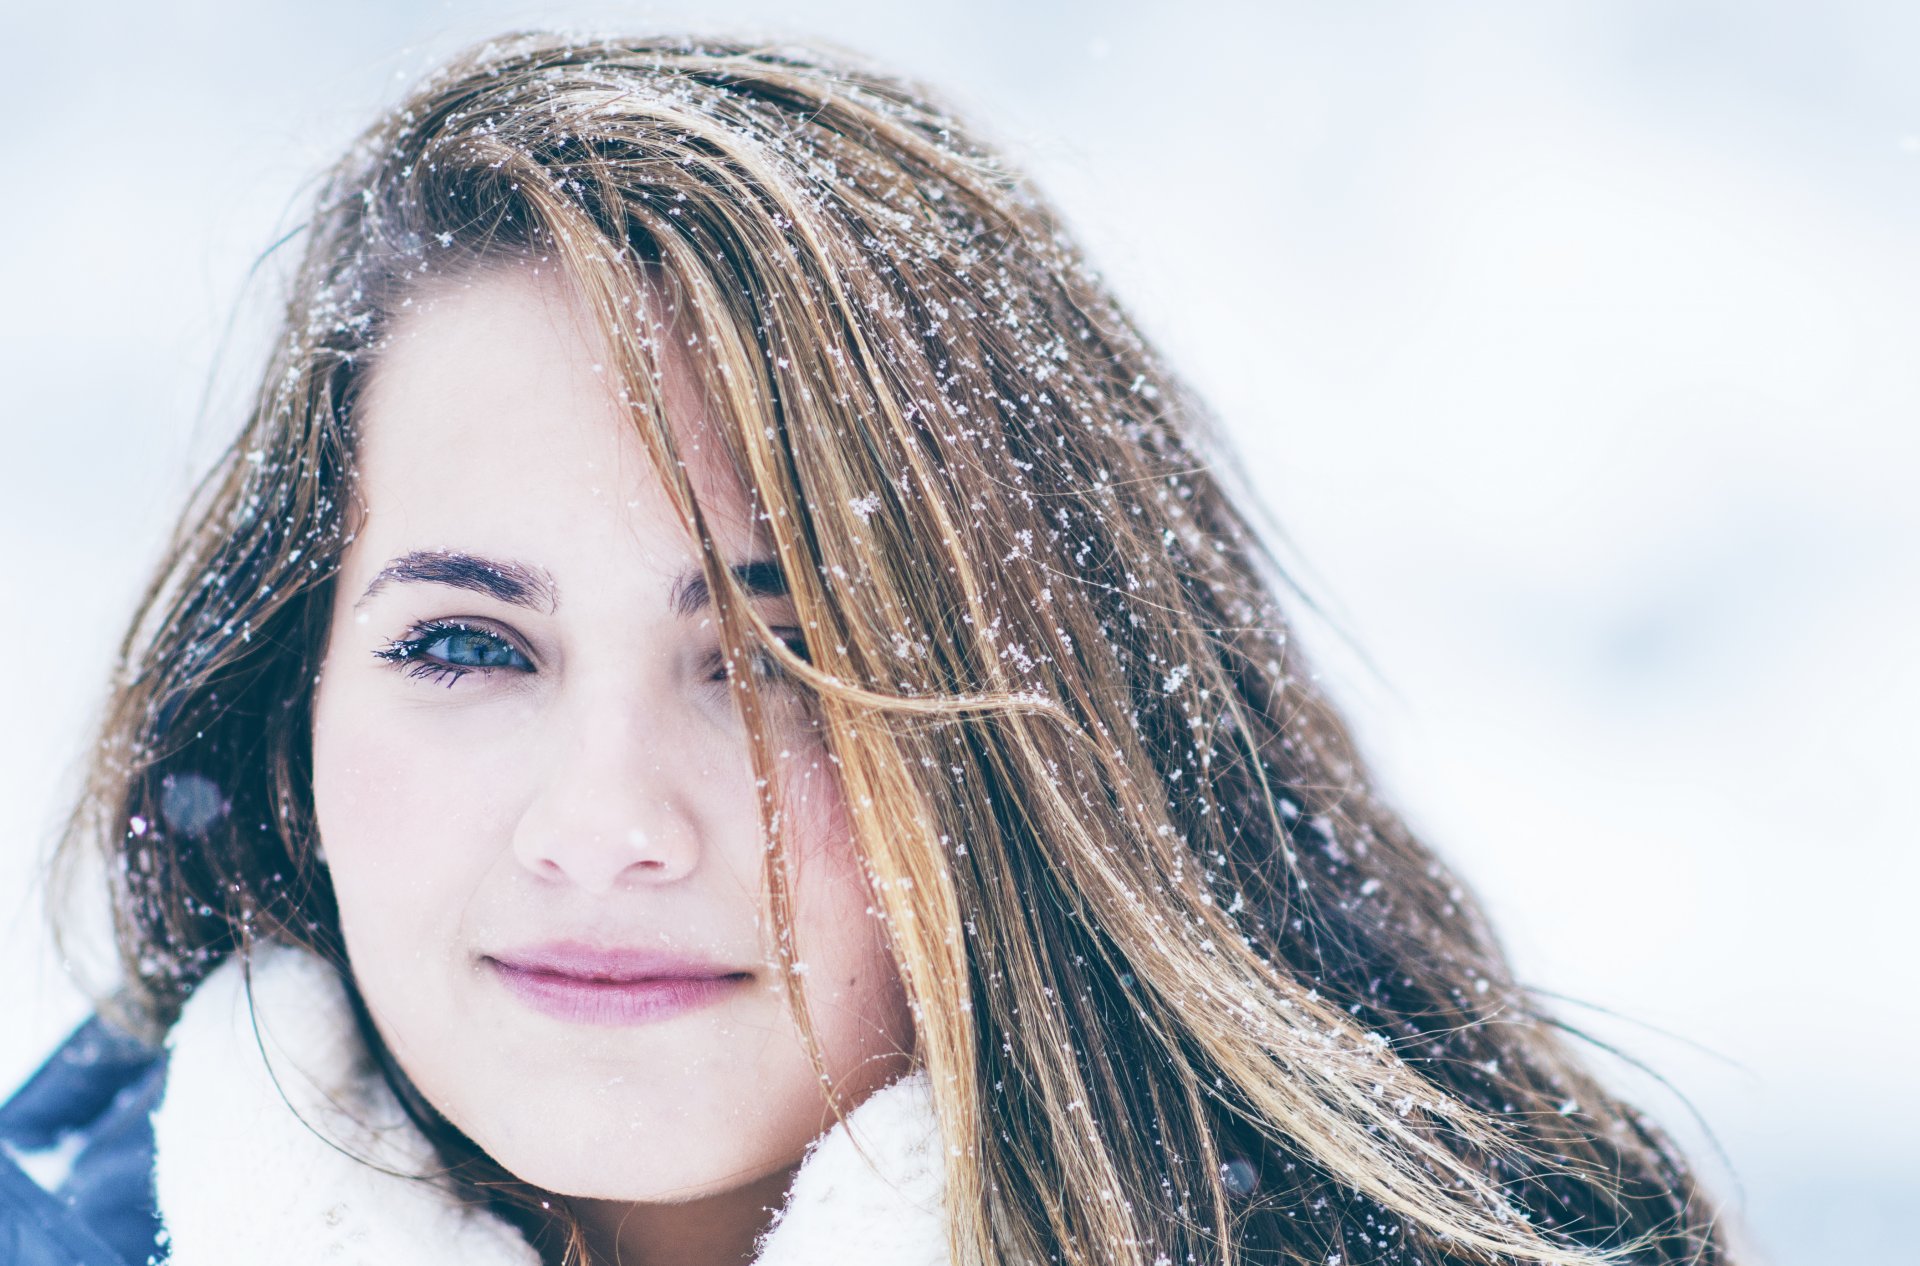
[56,31,1728,1266]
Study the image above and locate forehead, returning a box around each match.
[348,264,759,558]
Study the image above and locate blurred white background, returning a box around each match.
[2,3,1913,1262]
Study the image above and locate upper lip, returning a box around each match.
[485,941,752,982]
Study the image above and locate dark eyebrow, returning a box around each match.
[670,558,789,617]
[354,550,559,613]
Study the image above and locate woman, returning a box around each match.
[0,31,1731,1266]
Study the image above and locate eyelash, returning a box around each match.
[373,619,532,689]
[371,620,810,690]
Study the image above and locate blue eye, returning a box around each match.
[709,635,809,685]
[374,620,533,688]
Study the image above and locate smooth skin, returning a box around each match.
[310,264,917,1266]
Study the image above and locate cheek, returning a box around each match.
[781,752,915,1068]
[309,671,520,982]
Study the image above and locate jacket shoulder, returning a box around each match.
[0,1015,167,1266]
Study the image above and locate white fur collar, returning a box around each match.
[151,943,949,1265]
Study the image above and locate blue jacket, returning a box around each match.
[0,1017,165,1266]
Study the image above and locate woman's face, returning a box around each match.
[310,264,915,1202]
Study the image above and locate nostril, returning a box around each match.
[509,781,703,887]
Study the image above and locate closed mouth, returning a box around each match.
[483,956,752,1026]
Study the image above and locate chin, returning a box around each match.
[485,1121,786,1203]
[444,1074,803,1202]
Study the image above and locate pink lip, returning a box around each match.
[483,941,752,1027]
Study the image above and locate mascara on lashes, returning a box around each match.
[374,619,534,689]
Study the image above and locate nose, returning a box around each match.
[509,696,704,892]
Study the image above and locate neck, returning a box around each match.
[566,1162,802,1266]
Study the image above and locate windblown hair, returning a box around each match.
[56,31,1728,1266]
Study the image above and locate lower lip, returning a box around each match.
[485,960,748,1026]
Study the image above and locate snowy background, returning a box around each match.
[2,3,1914,1262]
